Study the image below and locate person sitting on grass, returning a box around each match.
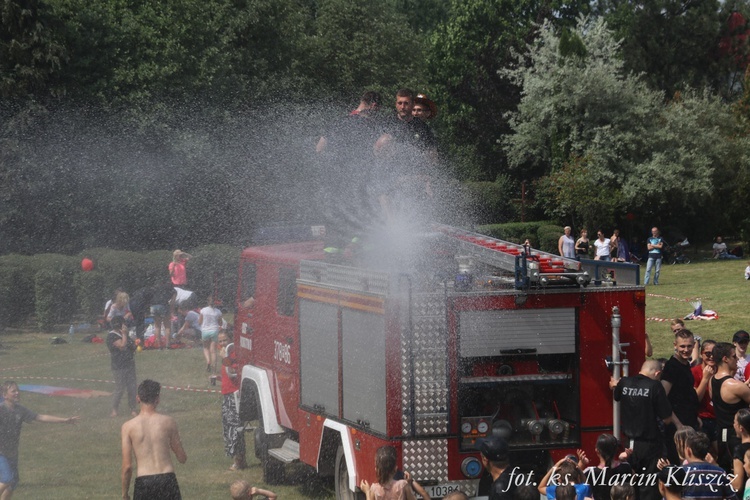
[229,479,277,499]
[713,237,740,260]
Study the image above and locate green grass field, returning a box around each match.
[640,257,750,357]
[1,255,749,499]
[0,334,332,499]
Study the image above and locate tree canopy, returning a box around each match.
[504,17,750,235]
[0,0,749,253]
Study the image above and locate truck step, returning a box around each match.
[268,439,300,463]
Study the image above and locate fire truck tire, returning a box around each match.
[261,444,285,485]
[254,427,266,459]
[335,444,364,500]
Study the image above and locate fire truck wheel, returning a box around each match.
[261,445,285,485]
[335,444,365,500]
[254,426,266,460]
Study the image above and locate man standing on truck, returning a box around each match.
[374,88,437,159]
[121,379,187,500]
[316,90,382,154]
[611,359,673,500]
[373,89,438,224]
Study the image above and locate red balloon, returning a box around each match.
[81,258,95,272]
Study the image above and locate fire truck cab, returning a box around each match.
[233,225,645,499]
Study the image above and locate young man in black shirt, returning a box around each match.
[476,435,516,500]
[107,315,137,417]
[661,329,700,464]
[612,359,673,500]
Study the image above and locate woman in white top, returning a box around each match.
[199,296,223,373]
[558,226,576,258]
[593,230,611,261]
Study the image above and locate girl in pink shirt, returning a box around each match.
[360,446,416,500]
[169,250,191,287]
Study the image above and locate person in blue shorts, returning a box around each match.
[0,381,80,499]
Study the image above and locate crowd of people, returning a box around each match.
[452,322,750,500]
[558,227,650,265]
[607,324,750,500]
[0,247,267,499]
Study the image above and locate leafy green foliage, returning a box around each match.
[596,0,725,95]
[505,17,746,233]
[308,0,427,94]
[427,0,589,181]
[476,220,557,248]
[0,0,67,98]
[462,175,519,224]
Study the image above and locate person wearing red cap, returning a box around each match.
[476,436,516,500]
[412,94,438,121]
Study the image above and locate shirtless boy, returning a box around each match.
[121,379,187,500]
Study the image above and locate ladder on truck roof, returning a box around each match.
[433,224,591,289]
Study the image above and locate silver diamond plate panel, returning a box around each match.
[402,439,449,481]
[402,293,449,436]
[414,415,448,435]
[402,440,482,495]
[298,261,390,295]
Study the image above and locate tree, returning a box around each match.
[306,0,427,95]
[426,0,589,182]
[595,0,725,95]
[0,0,67,98]
[504,17,743,233]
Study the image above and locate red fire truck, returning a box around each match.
[233,224,645,499]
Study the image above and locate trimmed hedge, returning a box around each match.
[1,245,242,330]
[35,269,76,331]
[74,270,107,321]
[463,176,519,224]
[476,221,563,254]
[0,259,35,327]
[187,245,241,308]
[537,224,563,254]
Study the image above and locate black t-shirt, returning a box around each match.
[129,286,154,316]
[662,356,699,427]
[712,375,747,429]
[324,112,383,155]
[382,115,436,152]
[106,330,136,370]
[151,284,176,306]
[614,374,672,440]
[733,441,750,461]
[0,402,37,459]
[489,466,517,500]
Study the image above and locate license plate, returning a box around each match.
[422,483,462,499]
